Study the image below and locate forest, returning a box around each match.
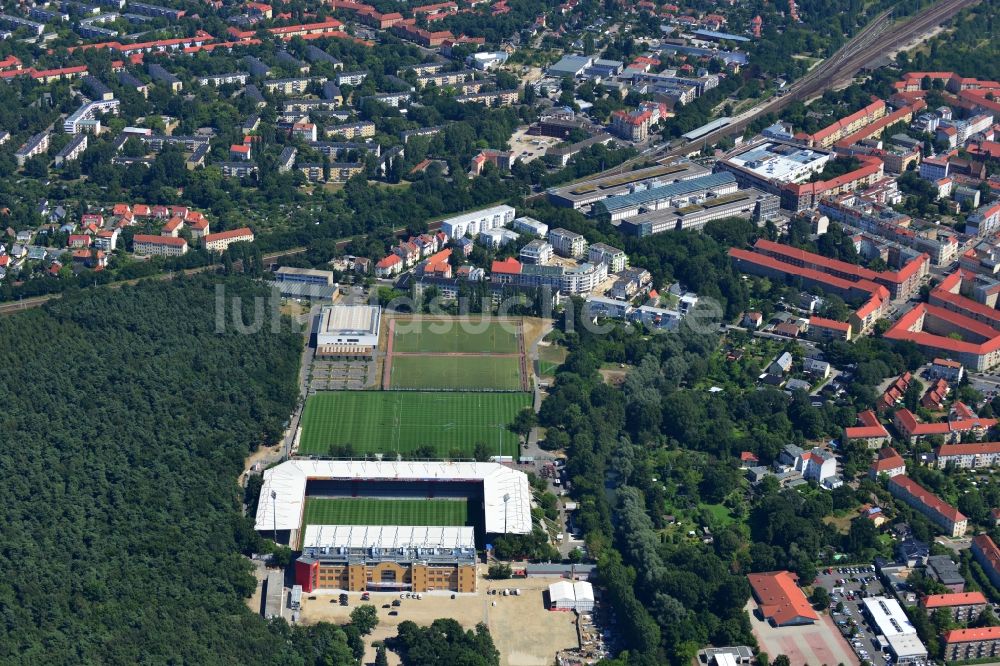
[0,275,356,664]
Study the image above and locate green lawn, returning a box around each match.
[302,498,470,528]
[389,355,523,390]
[298,391,532,457]
[392,318,520,354]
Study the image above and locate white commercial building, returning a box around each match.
[549,580,595,612]
[315,304,381,355]
[440,205,516,239]
[862,597,928,665]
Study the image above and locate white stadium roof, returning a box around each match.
[302,525,476,550]
[254,460,533,535]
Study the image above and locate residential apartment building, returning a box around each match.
[888,475,967,537]
[203,227,255,252]
[519,240,553,265]
[943,627,1000,663]
[54,134,87,166]
[972,535,1000,590]
[919,592,987,622]
[198,72,249,86]
[610,109,652,142]
[326,121,376,139]
[549,228,587,258]
[15,132,49,167]
[935,441,1000,469]
[845,411,891,449]
[132,234,188,256]
[262,76,327,95]
[439,205,516,239]
[491,258,607,296]
[868,446,906,478]
[587,243,628,272]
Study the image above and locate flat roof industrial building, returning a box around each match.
[594,172,738,221]
[546,161,710,211]
[315,304,381,357]
[723,141,832,184]
[861,596,928,664]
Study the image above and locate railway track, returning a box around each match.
[664,0,979,156]
[546,0,979,187]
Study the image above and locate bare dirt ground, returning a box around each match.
[599,364,632,386]
[298,571,579,666]
[747,600,859,666]
[521,317,553,350]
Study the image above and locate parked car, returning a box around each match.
[388,610,398,616]
[392,600,401,607]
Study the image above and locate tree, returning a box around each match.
[508,408,538,443]
[375,644,389,666]
[350,605,379,635]
[270,544,294,568]
[772,656,791,666]
[489,563,512,579]
[810,586,830,608]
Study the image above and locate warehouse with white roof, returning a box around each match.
[862,596,928,664]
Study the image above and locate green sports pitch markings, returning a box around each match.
[389,355,523,391]
[298,391,532,457]
[302,498,471,529]
[391,318,520,354]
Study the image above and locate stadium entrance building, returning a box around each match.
[295,526,478,593]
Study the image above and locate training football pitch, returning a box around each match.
[302,498,471,528]
[298,391,532,457]
[391,318,521,354]
[388,355,523,390]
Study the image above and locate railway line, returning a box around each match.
[565,0,979,181]
[666,0,979,156]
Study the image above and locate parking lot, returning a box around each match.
[814,564,890,666]
[307,359,376,392]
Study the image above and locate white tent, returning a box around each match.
[548,580,595,612]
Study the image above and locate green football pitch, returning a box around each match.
[302,498,471,528]
[388,355,523,390]
[391,318,521,354]
[298,391,532,457]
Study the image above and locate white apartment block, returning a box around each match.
[588,242,628,273]
[440,205,516,239]
[549,227,587,258]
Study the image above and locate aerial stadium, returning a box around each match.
[255,460,533,593]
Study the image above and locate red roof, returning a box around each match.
[921,592,987,609]
[133,234,186,247]
[943,626,1000,644]
[871,447,905,473]
[491,257,521,274]
[848,410,890,440]
[376,255,401,268]
[937,442,1000,457]
[889,475,966,523]
[809,316,850,332]
[740,451,759,462]
[747,571,819,626]
[204,227,253,242]
[808,99,885,143]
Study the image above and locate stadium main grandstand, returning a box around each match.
[255,460,532,593]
